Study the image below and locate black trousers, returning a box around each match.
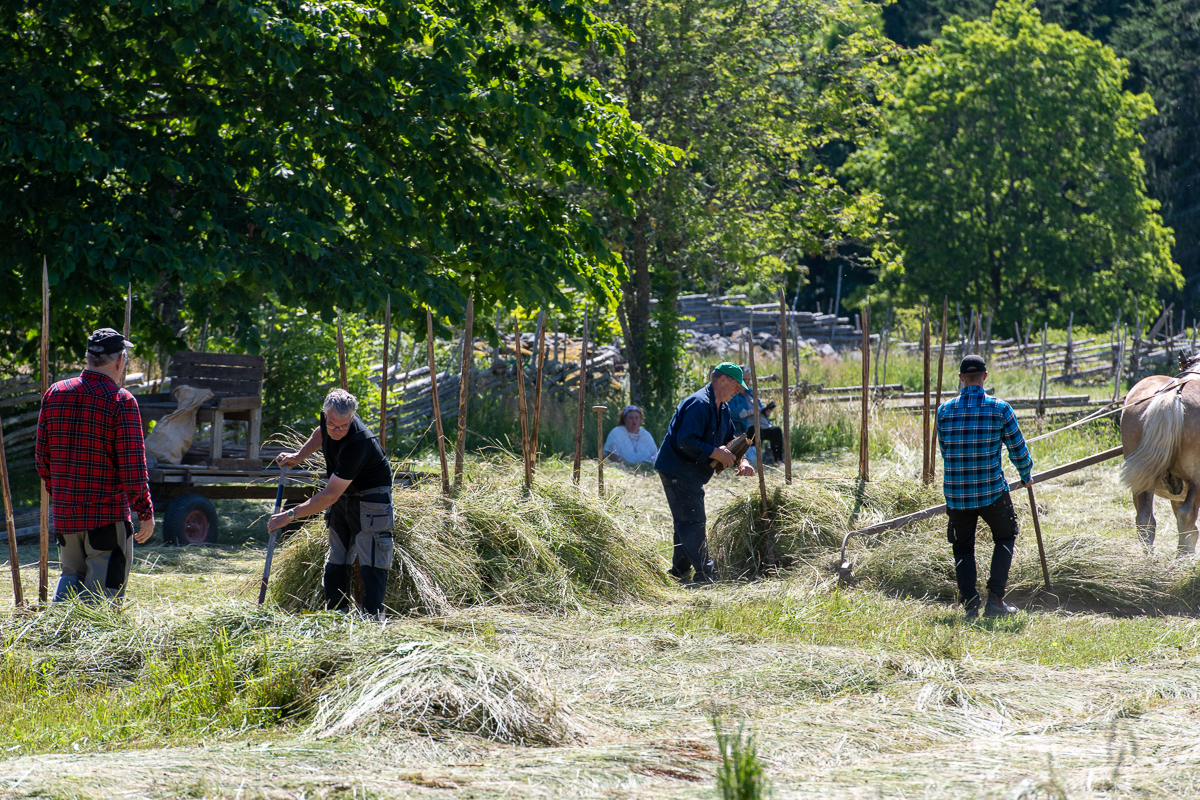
[658,472,714,580]
[947,492,1019,609]
[756,425,784,461]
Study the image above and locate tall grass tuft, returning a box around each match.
[713,716,770,800]
[269,459,669,614]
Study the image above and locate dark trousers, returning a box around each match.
[324,492,393,615]
[755,425,784,461]
[659,472,714,579]
[324,562,388,615]
[946,492,1019,609]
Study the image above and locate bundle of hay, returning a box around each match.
[708,478,944,580]
[269,464,669,614]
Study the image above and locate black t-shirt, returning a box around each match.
[320,414,392,492]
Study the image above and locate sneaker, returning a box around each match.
[983,592,1018,617]
[668,568,692,583]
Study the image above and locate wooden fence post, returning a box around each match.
[39,257,49,604]
[336,312,348,391]
[380,295,391,450]
[454,291,474,490]
[572,312,589,485]
[594,405,607,496]
[1,411,23,607]
[1063,311,1074,385]
[121,282,132,388]
[777,289,792,485]
[921,303,932,485]
[748,315,767,508]
[531,309,547,471]
[426,310,450,495]
[1038,323,1049,418]
[859,303,870,482]
[931,297,949,483]
[515,320,532,488]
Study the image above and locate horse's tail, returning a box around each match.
[1121,388,1185,495]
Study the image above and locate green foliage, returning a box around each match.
[257,308,383,432]
[851,0,1180,328]
[0,0,671,362]
[713,717,770,800]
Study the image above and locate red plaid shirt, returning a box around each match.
[35,371,154,532]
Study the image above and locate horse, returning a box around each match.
[1119,358,1200,553]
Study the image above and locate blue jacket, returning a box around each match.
[654,383,733,486]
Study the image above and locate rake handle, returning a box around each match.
[1025,483,1052,592]
[258,466,289,605]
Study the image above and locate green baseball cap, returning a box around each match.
[714,362,751,392]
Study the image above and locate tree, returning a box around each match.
[0,0,670,364]
[1113,0,1200,305]
[850,0,1179,326]
[573,0,898,414]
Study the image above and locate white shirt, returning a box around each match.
[603,426,658,464]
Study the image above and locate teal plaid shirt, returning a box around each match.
[936,385,1033,510]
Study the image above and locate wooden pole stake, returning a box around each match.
[454,291,474,490]
[748,313,767,508]
[572,312,589,485]
[922,303,932,485]
[336,313,348,391]
[777,288,792,485]
[1,410,24,607]
[380,295,391,450]
[859,302,870,482]
[931,297,949,484]
[1038,323,1049,418]
[531,309,547,470]
[426,310,450,495]
[39,257,49,604]
[515,320,532,488]
[593,405,607,496]
[1026,483,1053,591]
[121,282,132,388]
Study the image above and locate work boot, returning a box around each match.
[963,595,982,620]
[668,567,692,583]
[983,592,1018,617]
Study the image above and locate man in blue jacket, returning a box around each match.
[655,362,756,583]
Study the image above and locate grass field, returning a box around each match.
[3,355,1199,799]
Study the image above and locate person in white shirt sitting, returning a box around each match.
[603,405,659,465]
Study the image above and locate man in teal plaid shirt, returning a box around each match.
[937,354,1033,618]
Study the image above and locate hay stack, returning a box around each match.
[269,464,669,614]
[708,478,944,580]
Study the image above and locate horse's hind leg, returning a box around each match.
[1135,491,1157,549]
[1176,482,1199,555]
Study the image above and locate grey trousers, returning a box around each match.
[55,520,133,602]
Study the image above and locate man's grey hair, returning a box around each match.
[85,348,125,369]
[323,388,359,418]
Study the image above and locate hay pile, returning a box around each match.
[708,478,943,580]
[269,464,669,615]
[0,602,581,747]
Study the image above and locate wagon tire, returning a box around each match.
[163,494,219,546]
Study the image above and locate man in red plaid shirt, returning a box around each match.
[36,328,155,602]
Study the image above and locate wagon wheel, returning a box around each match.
[163,494,220,545]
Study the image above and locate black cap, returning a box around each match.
[959,354,986,374]
[87,328,134,355]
